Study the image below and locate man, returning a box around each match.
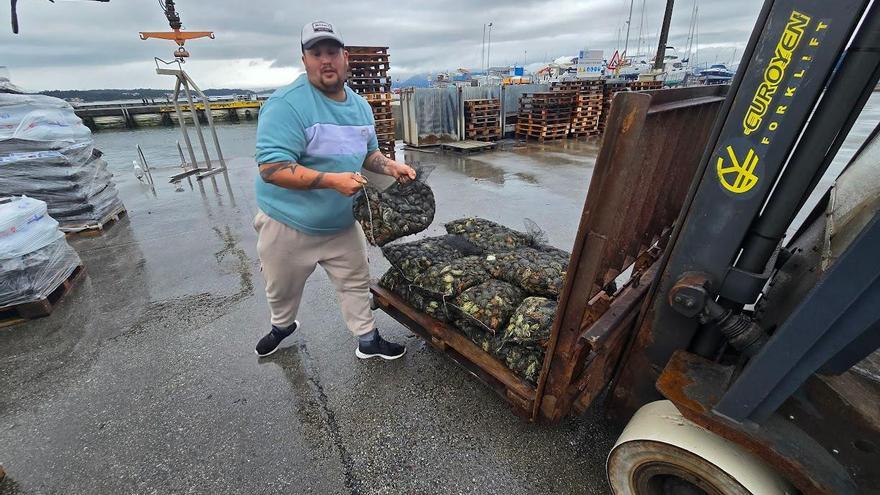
[253,21,415,359]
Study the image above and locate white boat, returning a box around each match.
[609,47,689,86]
[698,64,735,84]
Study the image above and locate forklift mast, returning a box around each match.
[608,0,880,493]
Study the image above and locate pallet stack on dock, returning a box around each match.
[598,81,628,133]
[464,99,501,142]
[627,80,663,91]
[346,46,396,160]
[597,80,664,132]
[551,81,604,138]
[515,92,575,142]
[0,94,126,234]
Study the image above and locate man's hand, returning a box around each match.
[328,172,368,197]
[363,150,416,183]
[388,161,417,183]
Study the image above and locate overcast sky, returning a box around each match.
[1,0,764,91]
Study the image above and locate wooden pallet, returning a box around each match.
[365,92,393,102]
[375,126,396,135]
[439,140,498,154]
[516,123,570,141]
[516,127,570,136]
[628,80,663,91]
[517,134,569,143]
[466,128,500,137]
[466,110,499,117]
[466,117,499,124]
[517,116,572,125]
[62,205,127,237]
[349,85,392,95]
[0,265,86,328]
[465,102,501,111]
[348,61,390,68]
[465,130,500,138]
[569,130,602,138]
[371,284,537,418]
[347,46,389,55]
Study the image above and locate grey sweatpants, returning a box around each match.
[254,210,375,336]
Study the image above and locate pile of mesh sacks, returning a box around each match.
[0,196,82,310]
[378,217,569,385]
[0,93,124,231]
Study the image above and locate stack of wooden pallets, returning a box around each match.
[464,99,501,142]
[627,80,664,91]
[347,46,395,160]
[551,81,604,138]
[515,92,574,142]
[598,81,628,132]
[597,80,664,132]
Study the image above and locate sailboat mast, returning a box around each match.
[653,0,675,70]
[623,0,634,60]
[685,0,696,62]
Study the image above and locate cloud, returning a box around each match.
[1,0,765,90]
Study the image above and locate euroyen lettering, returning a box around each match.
[742,11,811,136]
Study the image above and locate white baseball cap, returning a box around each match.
[301,21,344,51]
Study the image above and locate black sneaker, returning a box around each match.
[355,332,406,360]
[255,320,299,357]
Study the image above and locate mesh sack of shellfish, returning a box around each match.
[503,345,545,385]
[443,217,543,252]
[381,234,482,281]
[404,289,450,322]
[484,247,569,297]
[353,167,436,246]
[378,267,410,299]
[501,296,558,348]
[410,255,490,299]
[449,279,525,333]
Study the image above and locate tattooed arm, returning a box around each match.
[258,161,366,196]
[362,151,417,182]
[362,150,393,175]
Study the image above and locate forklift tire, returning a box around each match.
[607,400,796,495]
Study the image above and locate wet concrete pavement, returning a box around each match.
[0,139,619,494]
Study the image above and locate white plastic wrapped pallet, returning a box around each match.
[0,196,81,309]
[0,94,92,152]
[0,93,124,230]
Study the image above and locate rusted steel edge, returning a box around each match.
[370,284,537,404]
[534,93,653,423]
[658,351,858,495]
[571,259,661,385]
[646,96,727,115]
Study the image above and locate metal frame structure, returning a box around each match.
[155,60,232,196]
[135,144,156,195]
[716,212,880,422]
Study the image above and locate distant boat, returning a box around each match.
[608,47,689,86]
[698,64,735,84]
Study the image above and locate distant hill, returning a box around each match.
[40,77,433,102]
[393,74,431,89]
[39,88,258,102]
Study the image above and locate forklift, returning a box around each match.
[602,0,880,492]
